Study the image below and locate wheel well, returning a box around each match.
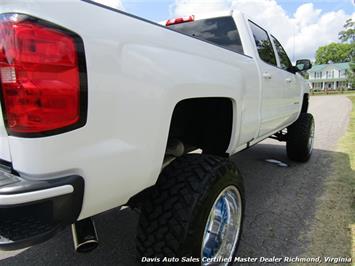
[168,97,233,156]
[301,93,309,113]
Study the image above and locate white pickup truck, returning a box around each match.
[0,0,315,263]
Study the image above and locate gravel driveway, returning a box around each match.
[0,95,352,265]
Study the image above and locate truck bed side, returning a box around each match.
[0,0,260,219]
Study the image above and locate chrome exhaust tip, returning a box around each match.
[71,217,98,253]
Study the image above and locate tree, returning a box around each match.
[338,18,355,43]
[315,42,353,64]
[339,18,355,88]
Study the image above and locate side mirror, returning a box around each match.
[295,59,312,72]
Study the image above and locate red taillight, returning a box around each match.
[0,14,87,136]
[166,15,195,26]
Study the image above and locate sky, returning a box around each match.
[95,0,355,61]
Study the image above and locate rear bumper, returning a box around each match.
[0,165,84,250]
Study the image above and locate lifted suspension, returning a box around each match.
[269,129,288,142]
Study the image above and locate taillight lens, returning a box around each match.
[0,14,87,136]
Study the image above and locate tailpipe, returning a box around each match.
[71,217,98,253]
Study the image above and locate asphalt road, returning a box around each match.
[0,95,352,265]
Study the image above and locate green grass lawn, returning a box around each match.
[340,96,355,265]
[340,97,355,169]
[299,96,355,265]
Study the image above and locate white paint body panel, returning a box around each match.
[0,0,307,219]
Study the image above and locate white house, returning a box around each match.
[307,62,352,90]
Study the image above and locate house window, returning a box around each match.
[313,82,322,89]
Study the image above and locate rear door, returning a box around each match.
[248,21,286,137]
[271,35,300,123]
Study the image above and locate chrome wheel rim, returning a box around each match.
[201,185,242,265]
[308,119,315,153]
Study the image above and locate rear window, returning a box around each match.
[167,16,244,54]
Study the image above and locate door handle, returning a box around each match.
[285,78,292,83]
[263,72,272,79]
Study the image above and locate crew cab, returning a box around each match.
[0,0,314,264]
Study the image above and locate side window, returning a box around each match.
[271,35,292,71]
[249,21,276,66]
